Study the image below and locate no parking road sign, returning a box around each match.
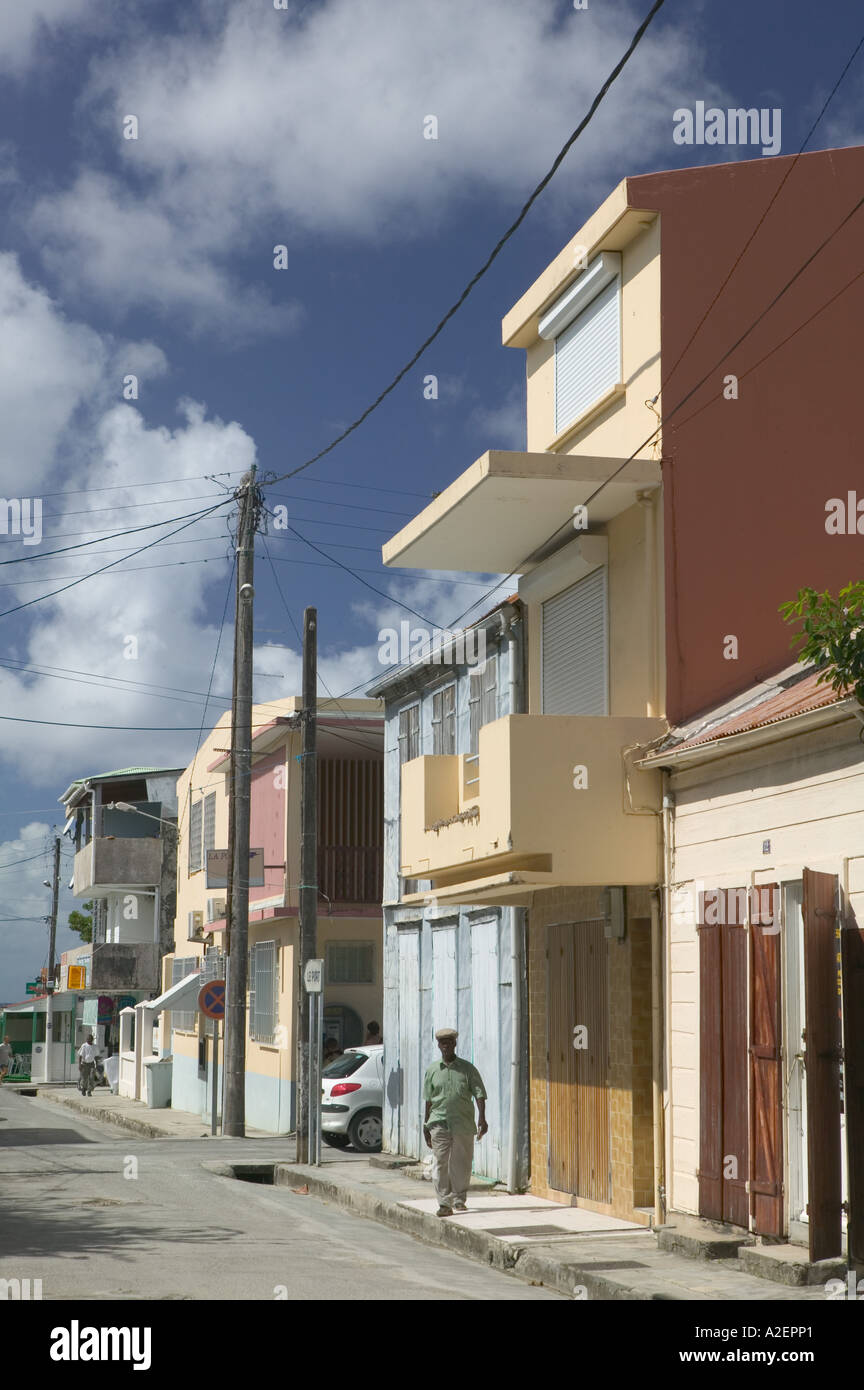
[198,979,226,1020]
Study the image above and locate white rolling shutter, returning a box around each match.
[554,277,620,435]
[541,567,607,715]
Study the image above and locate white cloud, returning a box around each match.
[29,0,716,328]
[0,0,96,72]
[0,254,257,782]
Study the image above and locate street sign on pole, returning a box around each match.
[303,959,324,993]
[199,980,226,1020]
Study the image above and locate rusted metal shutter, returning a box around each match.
[803,868,843,1262]
[547,923,577,1196]
[698,915,723,1221]
[749,886,783,1236]
[841,901,864,1267]
[547,920,610,1201]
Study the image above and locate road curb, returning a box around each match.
[268,1162,656,1300]
[34,1088,170,1140]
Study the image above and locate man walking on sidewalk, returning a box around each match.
[423,1027,487,1217]
[78,1034,99,1096]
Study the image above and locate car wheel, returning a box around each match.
[348,1109,382,1153]
[322,1133,351,1148]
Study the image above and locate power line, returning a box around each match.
[0,500,235,622]
[657,26,864,398]
[268,0,668,486]
[443,186,864,632]
[0,850,54,872]
[0,498,235,568]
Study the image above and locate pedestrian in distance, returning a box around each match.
[77,1034,100,1096]
[0,1036,12,1081]
[423,1027,487,1217]
[364,1020,383,1045]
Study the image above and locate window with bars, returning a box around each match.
[468,654,498,756]
[397,703,420,764]
[171,956,200,1033]
[249,940,278,1044]
[202,793,216,866]
[326,940,375,985]
[188,798,203,875]
[431,684,456,755]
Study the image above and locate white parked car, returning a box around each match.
[320,1044,383,1153]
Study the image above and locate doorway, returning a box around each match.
[546,919,610,1202]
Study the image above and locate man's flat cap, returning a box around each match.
[435,1027,458,1040]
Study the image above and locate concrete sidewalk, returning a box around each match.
[223,1156,833,1302]
[27,1085,841,1300]
[32,1084,253,1140]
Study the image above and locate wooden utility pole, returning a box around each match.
[296,608,318,1162]
[223,466,258,1138]
[46,835,61,989]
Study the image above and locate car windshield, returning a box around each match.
[323,1052,368,1078]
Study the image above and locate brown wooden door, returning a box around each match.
[698,892,749,1227]
[841,900,864,1267]
[803,868,843,1262]
[749,887,783,1236]
[547,920,610,1202]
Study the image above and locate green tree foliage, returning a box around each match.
[779,582,864,704]
[67,901,93,944]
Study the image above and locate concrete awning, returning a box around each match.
[382,450,660,574]
[145,972,201,1015]
[2,992,78,1014]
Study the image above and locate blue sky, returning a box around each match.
[0,0,862,997]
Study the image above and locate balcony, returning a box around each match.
[89,943,159,992]
[399,713,666,904]
[382,450,660,574]
[72,802,163,896]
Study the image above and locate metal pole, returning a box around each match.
[43,835,61,1083]
[315,995,322,1167]
[296,608,318,1163]
[211,1019,219,1137]
[223,466,258,1138]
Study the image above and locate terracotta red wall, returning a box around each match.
[628,147,864,724]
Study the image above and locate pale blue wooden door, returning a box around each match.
[471,917,502,1181]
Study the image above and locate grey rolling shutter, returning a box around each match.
[554,278,620,434]
[541,567,607,715]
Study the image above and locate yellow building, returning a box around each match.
[382,179,667,1220]
[163,696,384,1134]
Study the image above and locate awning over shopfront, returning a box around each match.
[143,972,202,1015]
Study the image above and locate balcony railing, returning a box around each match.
[318,845,382,905]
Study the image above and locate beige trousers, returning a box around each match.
[429,1126,474,1206]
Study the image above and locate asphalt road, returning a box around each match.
[0,1088,563,1301]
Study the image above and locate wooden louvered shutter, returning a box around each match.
[698,913,723,1221]
[841,901,864,1267]
[554,278,620,433]
[803,868,843,1261]
[541,567,607,716]
[749,886,783,1236]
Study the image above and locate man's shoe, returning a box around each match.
[436,1205,453,1217]
[453,1201,467,1211]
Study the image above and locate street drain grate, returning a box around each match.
[490,1225,574,1238]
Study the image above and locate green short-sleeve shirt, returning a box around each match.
[423,1056,487,1134]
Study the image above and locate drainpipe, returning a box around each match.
[501,606,525,1192]
[650,886,665,1227]
[658,775,675,1225]
[637,490,659,718]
